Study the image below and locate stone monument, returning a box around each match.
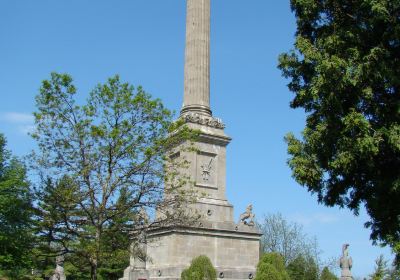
[121,1,261,279]
[50,255,66,280]
[339,244,353,280]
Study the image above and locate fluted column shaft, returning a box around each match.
[181,0,211,116]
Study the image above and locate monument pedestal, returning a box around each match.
[121,268,150,280]
[121,223,260,280]
[145,222,260,280]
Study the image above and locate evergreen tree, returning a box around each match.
[320,266,337,280]
[0,133,34,279]
[278,0,400,263]
[370,255,389,280]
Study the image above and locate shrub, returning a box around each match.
[181,255,217,280]
[255,252,290,280]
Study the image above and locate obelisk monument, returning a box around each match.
[121,1,261,279]
[181,0,211,117]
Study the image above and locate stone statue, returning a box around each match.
[128,207,148,270]
[339,244,353,280]
[51,255,66,280]
[138,207,149,226]
[239,204,255,226]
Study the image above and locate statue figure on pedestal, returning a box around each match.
[51,255,66,280]
[339,244,353,280]
[130,207,148,269]
[239,204,255,227]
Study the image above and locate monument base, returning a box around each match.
[120,221,261,280]
[121,268,149,280]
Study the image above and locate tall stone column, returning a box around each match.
[181,0,211,116]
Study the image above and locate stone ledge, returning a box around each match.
[147,224,262,240]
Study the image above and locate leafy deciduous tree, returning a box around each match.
[32,73,197,280]
[258,213,321,266]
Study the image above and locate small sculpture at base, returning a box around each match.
[339,244,353,280]
[239,204,255,227]
[51,255,66,280]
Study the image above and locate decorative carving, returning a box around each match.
[182,112,225,129]
[339,244,353,280]
[239,204,255,227]
[201,158,213,181]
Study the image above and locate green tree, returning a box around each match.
[278,0,400,262]
[370,255,389,280]
[259,213,321,265]
[386,266,400,280]
[287,255,319,280]
[255,252,290,280]
[0,134,34,279]
[34,177,92,279]
[319,266,337,280]
[32,73,196,280]
[181,255,217,280]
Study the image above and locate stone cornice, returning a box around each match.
[197,132,231,146]
[147,225,262,240]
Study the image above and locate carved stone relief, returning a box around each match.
[196,152,217,188]
[181,112,225,129]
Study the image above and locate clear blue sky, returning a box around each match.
[0,0,393,277]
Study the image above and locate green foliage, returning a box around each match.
[287,255,318,280]
[386,266,400,280]
[370,255,389,280]
[0,133,34,278]
[181,255,217,280]
[259,213,321,266]
[255,263,281,280]
[319,266,337,280]
[278,0,400,262]
[32,73,197,280]
[255,252,290,280]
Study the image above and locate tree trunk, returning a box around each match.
[91,227,101,280]
[91,263,97,280]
